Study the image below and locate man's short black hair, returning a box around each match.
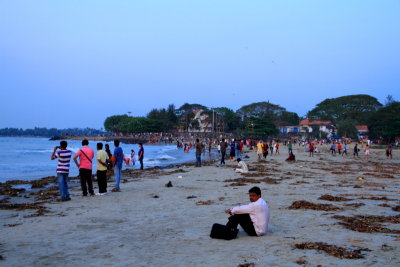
[249,186,261,196]
[60,141,68,149]
[139,143,143,146]
[97,142,103,149]
[82,139,89,146]
[196,138,199,142]
[114,140,120,146]
[237,158,241,162]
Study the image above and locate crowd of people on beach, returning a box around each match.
[51,139,145,201]
[51,136,396,207]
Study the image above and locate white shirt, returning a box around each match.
[237,161,248,172]
[231,198,270,236]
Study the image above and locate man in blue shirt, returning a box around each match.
[112,140,124,192]
[138,143,144,170]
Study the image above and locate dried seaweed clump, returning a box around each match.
[196,200,214,205]
[333,214,400,234]
[288,200,342,211]
[294,242,369,259]
[319,194,352,202]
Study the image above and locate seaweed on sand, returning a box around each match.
[332,214,400,234]
[288,200,342,211]
[318,194,352,202]
[294,242,370,259]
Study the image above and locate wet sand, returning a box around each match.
[1,146,399,266]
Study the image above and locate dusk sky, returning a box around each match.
[1,1,399,129]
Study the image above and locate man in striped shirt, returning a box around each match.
[51,141,72,201]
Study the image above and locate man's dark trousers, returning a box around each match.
[79,168,94,196]
[226,214,257,236]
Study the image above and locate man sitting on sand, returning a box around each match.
[235,158,248,173]
[224,186,270,237]
[286,152,296,161]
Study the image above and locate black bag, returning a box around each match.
[210,223,238,240]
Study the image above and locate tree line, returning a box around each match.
[104,94,399,142]
[0,127,106,137]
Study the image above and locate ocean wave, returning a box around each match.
[156,154,176,160]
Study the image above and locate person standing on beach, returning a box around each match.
[224,186,270,238]
[131,149,136,166]
[96,142,109,195]
[262,142,269,160]
[112,140,124,192]
[51,141,72,201]
[138,143,144,170]
[229,140,236,161]
[195,139,205,167]
[309,143,314,157]
[353,144,359,158]
[342,144,348,156]
[274,141,280,155]
[364,145,370,161]
[257,140,263,161]
[220,138,227,166]
[287,141,293,155]
[73,139,95,197]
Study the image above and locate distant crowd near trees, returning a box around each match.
[104,94,399,142]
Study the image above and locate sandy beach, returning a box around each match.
[1,145,399,267]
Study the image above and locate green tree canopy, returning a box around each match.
[104,115,163,133]
[241,118,279,138]
[369,102,400,142]
[336,119,358,139]
[307,94,382,124]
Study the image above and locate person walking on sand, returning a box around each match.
[96,142,109,195]
[229,139,236,161]
[342,144,348,156]
[353,143,359,158]
[386,145,393,159]
[73,139,95,197]
[220,138,227,166]
[235,158,248,173]
[112,140,124,192]
[287,141,293,155]
[337,143,342,155]
[269,140,274,156]
[274,141,280,155]
[257,140,263,161]
[309,143,314,157]
[262,142,269,160]
[51,141,72,201]
[138,143,144,170]
[364,144,370,161]
[195,138,205,167]
[224,186,270,238]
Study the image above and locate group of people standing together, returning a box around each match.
[51,139,144,201]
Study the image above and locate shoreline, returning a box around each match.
[1,146,399,266]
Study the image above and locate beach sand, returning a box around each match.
[1,146,399,266]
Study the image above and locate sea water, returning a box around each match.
[0,137,208,182]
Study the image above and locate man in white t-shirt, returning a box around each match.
[225,186,270,237]
[235,158,248,173]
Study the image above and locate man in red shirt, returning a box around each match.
[73,139,95,197]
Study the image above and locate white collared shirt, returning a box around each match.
[231,198,270,236]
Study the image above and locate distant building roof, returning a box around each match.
[356,125,368,131]
[299,119,333,126]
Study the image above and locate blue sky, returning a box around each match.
[1,1,399,129]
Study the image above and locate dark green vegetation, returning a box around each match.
[0,127,105,137]
[104,101,295,137]
[103,95,399,141]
